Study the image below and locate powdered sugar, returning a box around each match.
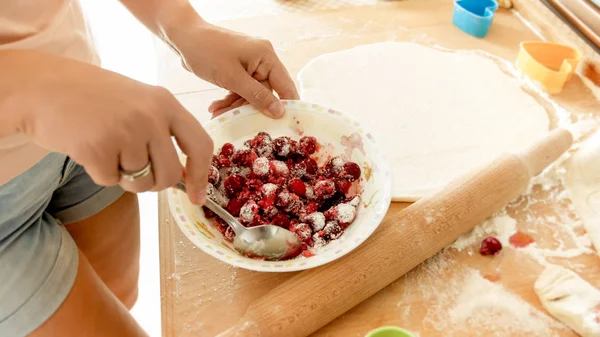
[450,213,516,251]
[336,203,357,224]
[305,212,326,231]
[261,183,278,197]
[271,160,289,175]
[252,157,269,176]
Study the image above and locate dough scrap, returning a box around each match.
[534,265,600,337]
[567,129,600,255]
[298,42,549,201]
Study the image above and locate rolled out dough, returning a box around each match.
[534,265,600,337]
[567,129,600,255]
[298,42,550,201]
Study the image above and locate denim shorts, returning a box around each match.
[0,153,124,337]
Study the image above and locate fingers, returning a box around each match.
[254,61,299,100]
[148,133,183,192]
[118,142,155,193]
[225,65,284,119]
[208,92,240,114]
[170,111,214,205]
[212,97,246,118]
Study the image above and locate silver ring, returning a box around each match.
[120,162,152,182]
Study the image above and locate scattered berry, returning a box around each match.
[480,237,503,256]
[509,231,535,248]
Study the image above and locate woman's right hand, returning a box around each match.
[7,51,213,205]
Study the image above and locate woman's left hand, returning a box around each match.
[170,22,299,118]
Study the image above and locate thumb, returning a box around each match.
[226,67,284,118]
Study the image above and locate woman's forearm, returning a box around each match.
[117,0,205,44]
[0,50,45,138]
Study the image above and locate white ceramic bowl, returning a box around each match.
[168,100,392,272]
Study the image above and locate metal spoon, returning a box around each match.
[173,181,302,260]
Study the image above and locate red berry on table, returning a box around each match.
[303,158,318,175]
[342,162,361,182]
[509,231,535,248]
[480,236,503,256]
[289,178,307,197]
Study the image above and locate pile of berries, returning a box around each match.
[204,132,362,258]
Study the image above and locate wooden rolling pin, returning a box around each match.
[216,128,574,337]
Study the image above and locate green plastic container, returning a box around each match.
[365,326,415,337]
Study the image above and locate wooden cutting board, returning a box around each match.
[158,1,600,336]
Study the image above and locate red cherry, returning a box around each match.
[342,162,361,182]
[273,213,291,228]
[289,178,307,196]
[480,236,503,256]
[227,198,245,217]
[202,206,216,219]
[223,175,246,198]
[273,136,293,157]
[335,179,352,194]
[303,158,318,175]
[304,202,320,214]
[208,166,220,185]
[298,136,318,157]
[314,179,336,200]
[246,178,263,191]
[219,143,235,157]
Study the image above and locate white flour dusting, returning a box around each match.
[398,253,567,336]
[450,212,516,251]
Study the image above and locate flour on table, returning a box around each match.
[534,264,600,337]
[450,212,516,251]
[298,42,550,201]
[397,253,566,336]
[567,129,600,255]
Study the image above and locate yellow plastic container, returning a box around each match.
[516,41,581,94]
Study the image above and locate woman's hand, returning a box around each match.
[168,22,300,118]
[8,51,212,205]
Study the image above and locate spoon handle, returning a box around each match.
[172,181,245,235]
